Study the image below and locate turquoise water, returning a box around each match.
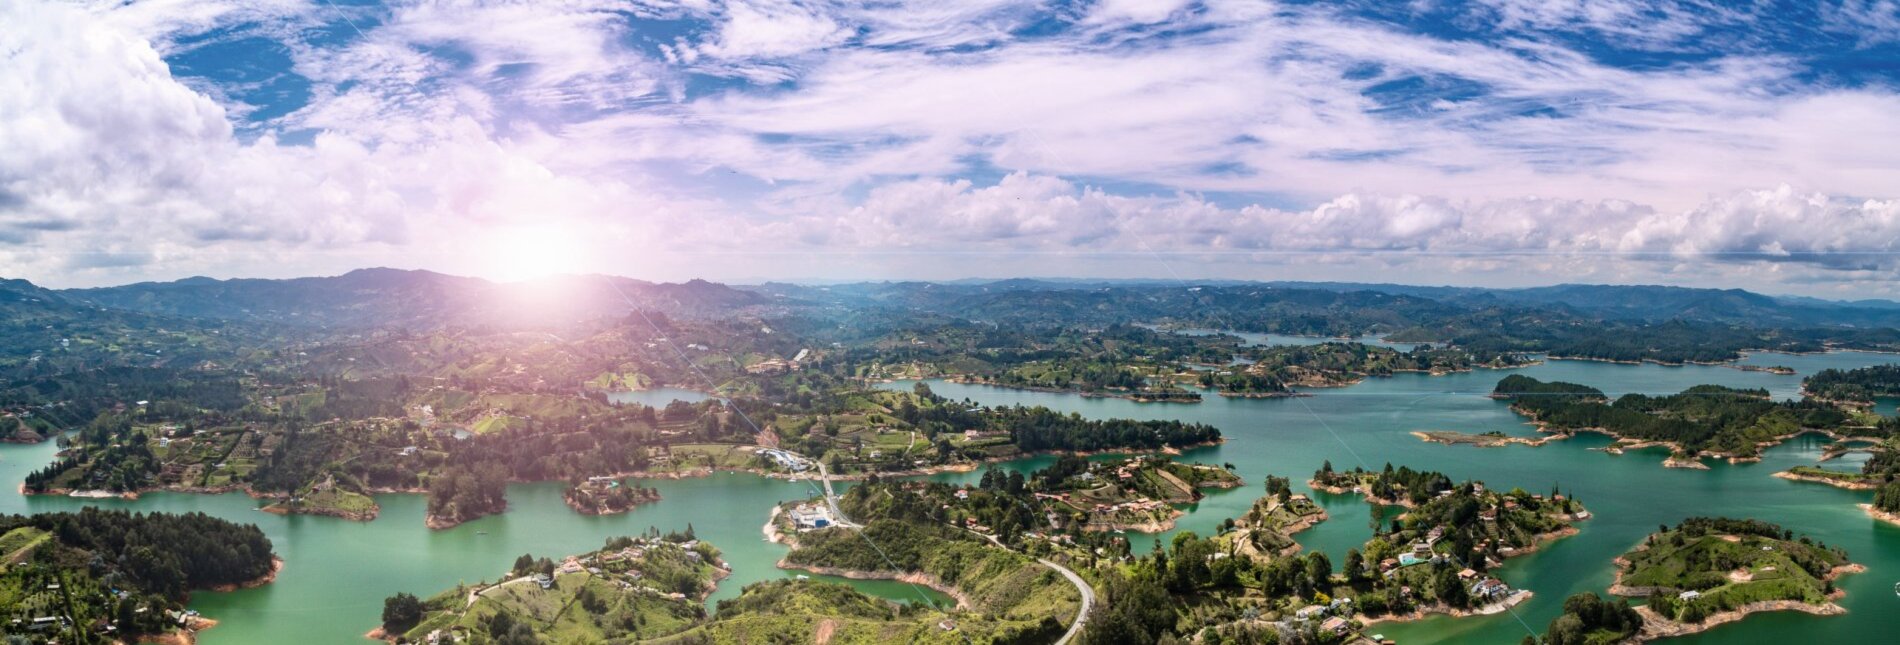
[3,350,1897,643]
[0,445,945,644]
[878,351,1900,644]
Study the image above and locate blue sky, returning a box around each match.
[2,1,1899,294]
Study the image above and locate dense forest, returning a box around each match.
[993,406,1222,452]
[0,510,277,641]
[1533,593,1643,645]
[1496,377,1855,456]
[1804,364,1900,404]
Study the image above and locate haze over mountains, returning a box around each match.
[8,268,1900,332]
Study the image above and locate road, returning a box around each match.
[805,454,857,528]
[802,452,1088,640]
[1042,556,1094,645]
[961,527,1093,644]
[467,575,534,608]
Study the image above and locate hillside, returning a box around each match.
[66,269,768,329]
[1610,517,1859,639]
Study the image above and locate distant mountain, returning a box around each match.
[20,269,1900,335]
[0,277,260,368]
[65,268,769,329]
[1256,282,1900,328]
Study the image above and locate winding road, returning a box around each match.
[961,527,1094,644]
[802,451,1089,641]
[1042,556,1094,645]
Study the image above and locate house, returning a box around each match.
[1295,605,1326,620]
[1678,590,1702,601]
[533,573,553,589]
[1471,578,1511,601]
[1321,616,1350,635]
[1411,541,1433,559]
[789,504,833,530]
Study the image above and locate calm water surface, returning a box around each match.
[3,352,1898,643]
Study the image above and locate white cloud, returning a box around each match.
[3,0,1900,294]
[0,1,717,286]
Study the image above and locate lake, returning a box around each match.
[3,351,1897,643]
[883,351,1900,644]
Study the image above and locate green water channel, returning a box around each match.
[2,351,1897,643]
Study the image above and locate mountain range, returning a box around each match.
[8,269,1900,333]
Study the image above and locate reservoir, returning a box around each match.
[2,350,1896,643]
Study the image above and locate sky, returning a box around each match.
[2,1,1899,295]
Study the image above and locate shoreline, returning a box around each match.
[946,376,1204,403]
[1610,548,1865,640]
[1305,479,1416,508]
[1859,503,1900,527]
[562,487,663,516]
[1774,470,1879,491]
[16,439,1218,530]
[1086,507,1184,533]
[1357,589,1534,626]
[206,556,285,593]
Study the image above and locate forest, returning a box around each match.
[1804,364,1900,404]
[1496,377,1856,456]
[1,509,277,642]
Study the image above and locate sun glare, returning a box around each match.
[489,226,585,282]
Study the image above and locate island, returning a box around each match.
[1607,517,1860,640]
[562,476,662,515]
[1083,464,1590,643]
[1029,455,1242,532]
[1219,474,1328,560]
[1483,375,1862,466]
[1802,363,1900,407]
[372,531,728,643]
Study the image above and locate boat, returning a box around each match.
[795,574,810,580]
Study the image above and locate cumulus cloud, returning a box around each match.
[739,172,1900,275]
[0,1,712,285]
[2,0,1899,294]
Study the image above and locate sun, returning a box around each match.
[489,225,586,282]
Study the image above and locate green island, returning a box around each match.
[1801,364,1900,406]
[1201,342,1535,395]
[1602,517,1860,641]
[1217,474,1329,560]
[373,531,728,644]
[1310,462,1589,560]
[1,509,279,643]
[563,477,663,516]
[1084,464,1590,644]
[1482,375,1866,466]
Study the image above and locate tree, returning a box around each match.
[1343,548,1366,586]
[382,592,424,634]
